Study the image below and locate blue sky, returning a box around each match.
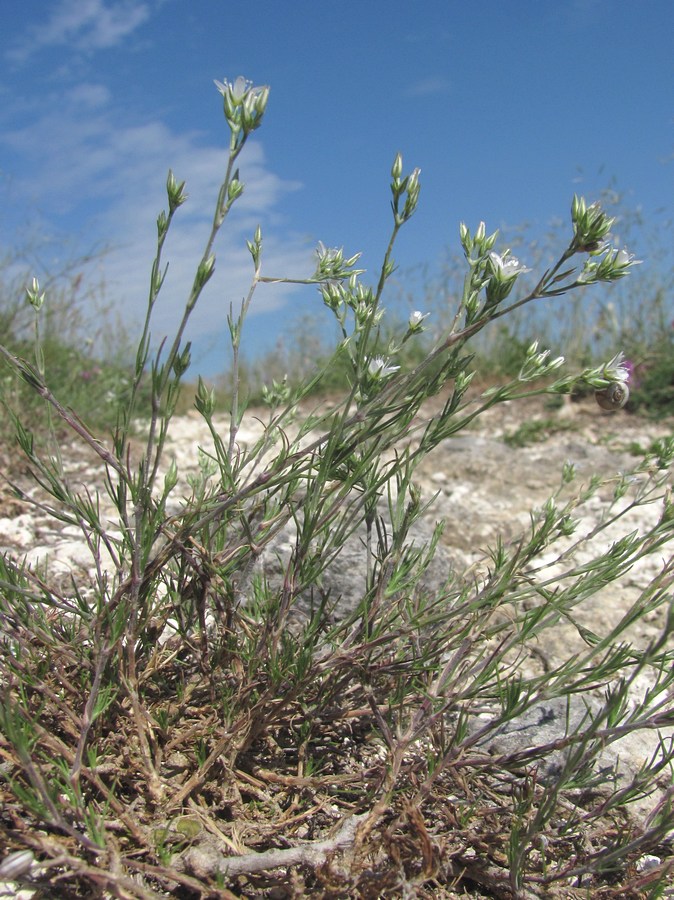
[0,0,672,377]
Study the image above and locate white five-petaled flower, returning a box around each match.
[214,75,267,106]
[604,351,630,383]
[615,248,642,268]
[316,241,339,261]
[489,251,531,277]
[368,357,399,379]
[408,310,429,329]
[214,75,249,101]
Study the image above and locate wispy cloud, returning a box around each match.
[6,0,151,63]
[403,76,452,99]
[0,80,310,373]
[1,1,317,373]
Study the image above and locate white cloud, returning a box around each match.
[66,83,113,109]
[6,0,151,63]
[1,2,317,374]
[404,76,452,98]
[0,80,311,374]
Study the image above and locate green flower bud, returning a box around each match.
[157,210,169,239]
[173,342,192,376]
[459,221,469,249]
[195,376,216,417]
[163,458,179,494]
[228,177,244,202]
[26,276,45,311]
[402,167,421,220]
[570,195,615,254]
[518,341,565,381]
[262,375,290,407]
[246,226,263,266]
[195,255,215,289]
[166,169,187,213]
[320,281,345,314]
[314,242,364,281]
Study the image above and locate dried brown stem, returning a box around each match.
[181,812,368,879]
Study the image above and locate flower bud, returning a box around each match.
[173,342,192,376]
[227,177,244,202]
[157,210,168,239]
[195,255,215,289]
[401,167,421,221]
[163,457,179,494]
[195,376,216,418]
[246,226,263,266]
[571,195,615,254]
[256,85,270,115]
[166,169,187,213]
[320,281,344,315]
[242,92,257,129]
[26,276,45,311]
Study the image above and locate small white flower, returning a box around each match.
[214,76,268,110]
[316,241,339,261]
[408,310,429,329]
[368,357,399,379]
[214,75,250,103]
[604,351,630,382]
[489,251,531,277]
[615,247,642,268]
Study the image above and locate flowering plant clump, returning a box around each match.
[1,77,674,898]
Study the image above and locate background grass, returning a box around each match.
[1,183,672,432]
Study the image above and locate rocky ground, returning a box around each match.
[2,392,668,655]
[2,394,667,574]
[2,393,673,709]
[2,394,674,895]
[3,393,673,727]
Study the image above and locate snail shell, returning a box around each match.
[595,381,629,411]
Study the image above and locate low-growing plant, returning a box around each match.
[1,76,674,898]
[626,324,674,416]
[503,416,577,448]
